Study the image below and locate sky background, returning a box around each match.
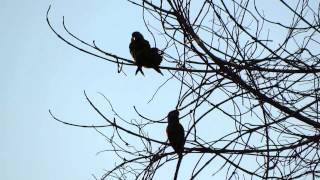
[1,0,310,179]
[1,0,181,179]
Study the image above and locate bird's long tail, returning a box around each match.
[174,153,183,180]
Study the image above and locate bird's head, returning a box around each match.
[168,110,180,124]
[131,31,144,41]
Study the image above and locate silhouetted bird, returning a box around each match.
[166,110,185,156]
[129,31,163,75]
[166,110,185,180]
[147,48,163,75]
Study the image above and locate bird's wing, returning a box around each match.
[143,39,151,49]
[177,123,185,146]
[129,42,135,57]
[166,123,185,154]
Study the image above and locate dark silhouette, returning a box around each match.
[143,47,163,74]
[129,31,163,75]
[166,110,185,180]
[167,110,185,155]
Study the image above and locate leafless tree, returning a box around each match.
[48,0,320,179]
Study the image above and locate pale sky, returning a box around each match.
[2,0,312,179]
[1,0,179,179]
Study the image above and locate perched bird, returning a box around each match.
[129,31,150,75]
[129,31,163,75]
[147,48,163,75]
[166,110,185,180]
[166,110,185,156]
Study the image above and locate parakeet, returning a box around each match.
[147,48,163,75]
[166,110,185,156]
[166,110,185,180]
[129,31,150,75]
[129,31,163,75]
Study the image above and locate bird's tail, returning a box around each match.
[173,153,183,180]
[153,67,163,76]
[135,66,145,76]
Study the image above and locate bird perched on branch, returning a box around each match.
[166,110,185,179]
[129,31,163,75]
[166,110,185,156]
[144,47,163,74]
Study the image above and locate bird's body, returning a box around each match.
[129,32,150,75]
[166,110,185,180]
[147,48,163,74]
[166,110,185,155]
[129,31,163,75]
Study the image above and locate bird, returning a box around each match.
[129,31,150,75]
[166,110,185,156]
[166,110,185,180]
[129,31,163,75]
[146,48,163,75]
